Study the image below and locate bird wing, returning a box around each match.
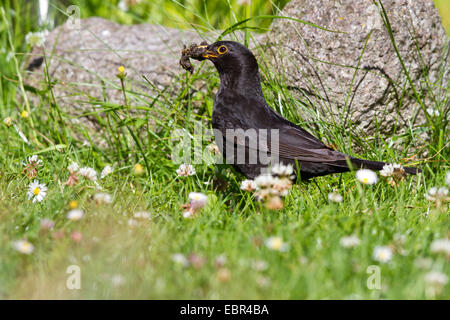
[219,124,349,164]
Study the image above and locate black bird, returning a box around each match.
[184,41,419,180]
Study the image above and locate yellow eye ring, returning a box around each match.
[217,45,228,55]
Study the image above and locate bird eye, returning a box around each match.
[217,45,228,55]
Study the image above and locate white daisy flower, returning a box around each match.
[111,274,126,287]
[176,163,196,177]
[127,218,139,227]
[133,211,151,220]
[430,239,450,255]
[27,180,47,203]
[356,169,378,185]
[79,167,97,181]
[172,253,189,267]
[27,155,42,165]
[183,211,192,219]
[25,30,48,47]
[271,177,292,196]
[254,174,275,188]
[12,240,34,254]
[265,236,288,252]
[3,117,12,127]
[93,192,112,204]
[425,271,448,286]
[188,192,207,210]
[100,165,113,179]
[68,162,79,174]
[328,192,343,203]
[425,187,449,202]
[271,163,294,179]
[372,246,393,263]
[240,179,257,192]
[67,209,84,221]
[252,260,269,271]
[340,235,360,248]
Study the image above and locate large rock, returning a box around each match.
[264,0,448,144]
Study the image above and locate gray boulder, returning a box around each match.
[264,0,448,144]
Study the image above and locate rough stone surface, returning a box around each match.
[264,0,448,143]
[25,18,209,116]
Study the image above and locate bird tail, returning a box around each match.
[349,157,421,175]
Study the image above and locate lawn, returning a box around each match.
[0,0,448,299]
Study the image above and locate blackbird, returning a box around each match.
[181,41,420,180]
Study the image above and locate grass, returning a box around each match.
[0,0,449,299]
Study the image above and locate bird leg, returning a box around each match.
[180,41,209,73]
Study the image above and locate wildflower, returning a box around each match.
[188,192,207,211]
[271,163,294,180]
[188,253,206,269]
[372,246,393,263]
[240,179,257,192]
[172,253,189,267]
[414,257,433,269]
[25,30,48,47]
[265,195,283,210]
[430,239,450,255]
[79,167,97,181]
[23,155,43,179]
[254,174,275,189]
[12,240,34,254]
[20,110,29,118]
[27,180,47,203]
[183,211,192,219]
[237,0,251,5]
[446,172,450,186]
[69,200,78,209]
[67,209,84,221]
[265,236,288,252]
[70,231,83,243]
[214,254,227,268]
[340,235,360,248]
[176,163,196,177]
[117,65,126,80]
[100,165,113,178]
[93,192,112,204]
[133,163,144,176]
[356,169,378,185]
[68,162,79,174]
[128,218,139,228]
[40,219,55,231]
[380,163,406,186]
[207,143,220,155]
[133,211,151,220]
[217,268,231,283]
[425,271,448,286]
[328,192,343,203]
[3,117,12,127]
[425,187,449,207]
[111,274,126,287]
[271,177,292,197]
[252,260,269,271]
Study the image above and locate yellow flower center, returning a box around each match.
[22,242,31,251]
[33,187,40,195]
[21,111,29,118]
[271,238,283,250]
[362,178,369,184]
[118,66,125,73]
[69,200,78,209]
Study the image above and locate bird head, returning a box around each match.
[193,41,258,75]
